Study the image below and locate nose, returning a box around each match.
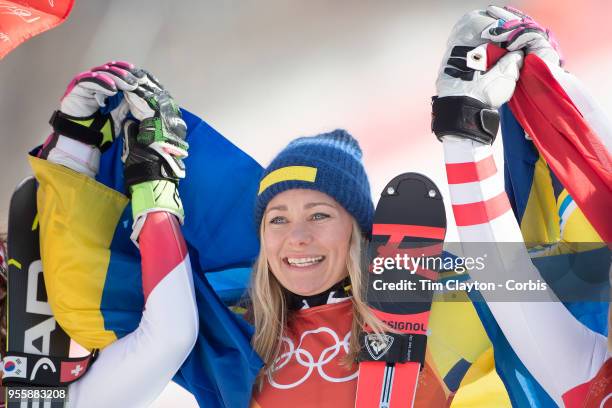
[286,221,312,247]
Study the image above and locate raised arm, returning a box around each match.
[36,63,198,407]
[432,10,609,407]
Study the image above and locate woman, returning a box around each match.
[35,70,391,405]
[32,58,386,406]
[247,130,387,406]
[32,61,459,405]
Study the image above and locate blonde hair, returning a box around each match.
[249,218,388,381]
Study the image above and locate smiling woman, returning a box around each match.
[248,130,388,407]
[263,189,353,296]
[15,59,459,407]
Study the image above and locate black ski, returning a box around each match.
[4,177,70,407]
[355,173,447,408]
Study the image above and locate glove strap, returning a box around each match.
[358,332,427,366]
[49,110,113,151]
[124,161,175,189]
[431,96,499,145]
[122,120,180,192]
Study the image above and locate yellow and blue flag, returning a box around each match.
[32,107,264,407]
[468,103,610,408]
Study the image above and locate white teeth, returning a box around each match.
[287,256,324,267]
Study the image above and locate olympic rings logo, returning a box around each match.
[267,326,358,389]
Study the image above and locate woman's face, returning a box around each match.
[263,189,353,296]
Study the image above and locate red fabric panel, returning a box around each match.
[508,55,612,242]
[562,358,611,408]
[445,155,497,184]
[139,212,188,301]
[583,358,611,408]
[253,301,357,408]
[452,192,511,226]
[486,43,507,68]
[0,1,74,59]
[562,381,590,408]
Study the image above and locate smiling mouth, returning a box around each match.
[284,256,325,267]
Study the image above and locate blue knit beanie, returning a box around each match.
[255,129,374,234]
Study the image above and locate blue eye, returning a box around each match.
[311,213,330,221]
[269,216,287,225]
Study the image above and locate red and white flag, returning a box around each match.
[0,0,75,59]
[60,358,90,383]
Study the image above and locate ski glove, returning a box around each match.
[47,61,139,153]
[121,76,188,243]
[122,69,188,179]
[483,5,562,68]
[432,10,523,145]
[122,120,186,243]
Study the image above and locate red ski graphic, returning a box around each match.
[355,173,446,408]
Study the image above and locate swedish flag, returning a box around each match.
[32,108,264,407]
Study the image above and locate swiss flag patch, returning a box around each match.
[60,359,89,383]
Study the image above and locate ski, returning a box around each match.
[4,177,71,408]
[355,173,446,408]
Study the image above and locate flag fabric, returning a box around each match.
[31,108,264,407]
[428,289,512,407]
[0,0,74,59]
[470,54,611,407]
[508,54,612,243]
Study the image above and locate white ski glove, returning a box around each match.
[49,61,139,152]
[483,5,562,68]
[42,61,140,176]
[432,10,523,145]
[436,10,524,108]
